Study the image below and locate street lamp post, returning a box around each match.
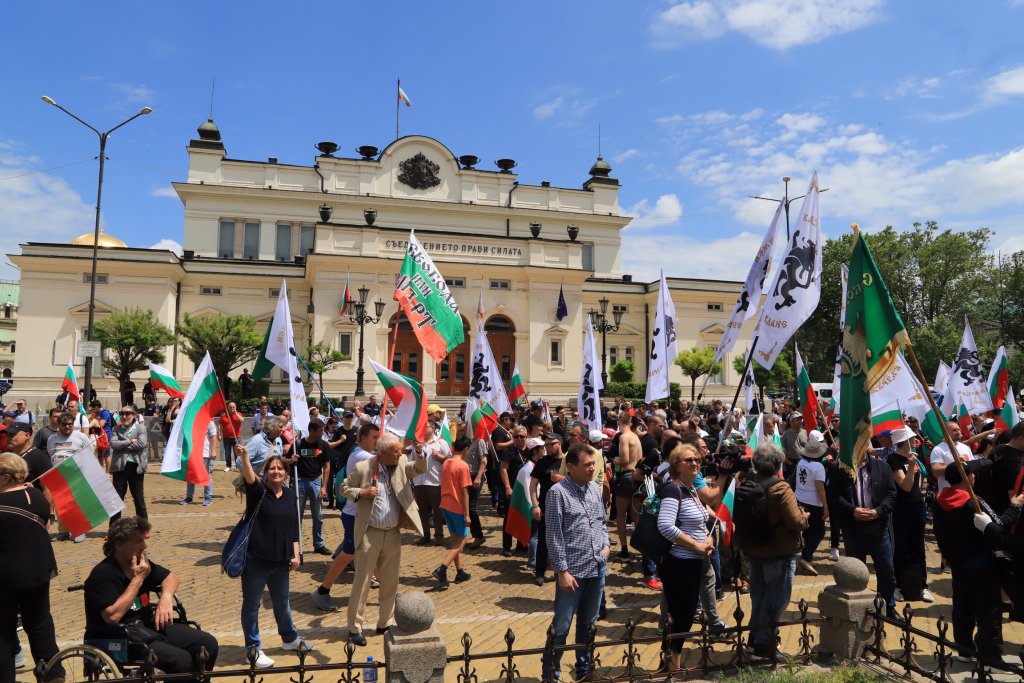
[587,297,622,392]
[347,286,385,396]
[41,96,151,406]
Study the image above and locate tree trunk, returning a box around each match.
[691,377,697,402]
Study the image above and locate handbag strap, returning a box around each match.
[244,487,267,524]
[0,501,48,530]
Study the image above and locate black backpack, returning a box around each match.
[732,476,781,543]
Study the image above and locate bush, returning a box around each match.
[718,663,885,682]
[609,360,636,383]
[604,381,681,403]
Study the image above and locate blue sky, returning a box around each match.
[2,1,1023,282]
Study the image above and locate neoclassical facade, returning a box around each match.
[10,121,758,410]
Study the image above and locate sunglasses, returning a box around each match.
[513,435,527,439]
[681,457,703,464]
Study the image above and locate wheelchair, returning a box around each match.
[37,584,203,682]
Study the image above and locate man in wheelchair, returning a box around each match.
[83,517,219,675]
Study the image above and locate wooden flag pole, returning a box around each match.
[379,313,401,438]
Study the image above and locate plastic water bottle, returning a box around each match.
[363,656,377,683]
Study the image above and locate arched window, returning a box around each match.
[3,306,10,319]
[2,369,11,378]
[484,315,515,333]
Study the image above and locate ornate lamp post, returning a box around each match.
[347,286,385,396]
[587,297,622,391]
[41,95,151,405]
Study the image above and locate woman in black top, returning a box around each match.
[0,453,62,682]
[887,426,933,602]
[236,443,306,668]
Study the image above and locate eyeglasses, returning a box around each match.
[513,435,526,439]
[681,457,703,464]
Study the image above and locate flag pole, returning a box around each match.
[291,349,340,418]
[396,78,400,141]
[379,313,401,438]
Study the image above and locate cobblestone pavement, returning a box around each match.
[31,469,1024,682]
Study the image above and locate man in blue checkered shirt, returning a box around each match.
[542,443,609,680]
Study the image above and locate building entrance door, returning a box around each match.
[388,313,422,382]
[436,317,471,396]
[485,315,516,394]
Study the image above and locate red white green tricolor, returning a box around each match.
[796,345,819,431]
[62,359,87,414]
[393,232,464,364]
[716,478,737,546]
[369,358,428,443]
[988,346,1009,411]
[148,362,185,399]
[39,445,124,537]
[160,352,226,486]
[509,363,526,405]
[505,462,533,547]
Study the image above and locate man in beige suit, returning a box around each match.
[342,432,428,645]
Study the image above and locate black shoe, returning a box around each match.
[616,549,631,560]
[533,576,545,586]
[502,549,512,557]
[751,644,774,659]
[348,632,367,647]
[313,545,331,556]
[886,608,906,624]
[454,569,471,583]
[375,625,392,636]
[416,537,431,546]
[432,565,450,587]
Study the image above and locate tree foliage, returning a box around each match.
[304,341,348,389]
[609,360,636,383]
[176,314,262,390]
[733,353,793,403]
[674,347,722,401]
[94,308,176,405]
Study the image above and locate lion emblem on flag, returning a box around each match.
[952,348,984,383]
[469,353,492,399]
[773,229,817,310]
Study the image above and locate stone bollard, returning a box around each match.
[816,557,878,660]
[384,591,447,683]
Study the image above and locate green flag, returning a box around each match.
[252,315,275,382]
[839,230,909,474]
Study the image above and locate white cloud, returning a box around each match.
[691,110,734,126]
[652,0,886,51]
[982,65,1024,101]
[533,96,565,120]
[626,194,683,229]
[613,149,641,163]
[150,238,183,256]
[150,186,178,198]
[110,82,157,106]
[776,113,826,133]
[655,114,686,125]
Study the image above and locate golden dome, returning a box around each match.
[70,229,127,248]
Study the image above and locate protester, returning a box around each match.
[109,405,149,522]
[530,433,564,585]
[219,402,244,472]
[657,443,713,671]
[47,412,94,542]
[84,516,219,678]
[238,415,285,475]
[542,444,609,682]
[290,420,331,554]
[413,406,450,545]
[325,411,357,509]
[500,425,529,556]
[887,425,933,603]
[432,436,473,588]
[0,454,62,683]
[341,432,427,646]
[6,422,50,487]
[930,421,973,490]
[180,420,217,506]
[31,408,61,452]
[780,412,807,478]
[236,438,307,668]
[612,411,642,559]
[793,430,829,576]
[251,400,271,436]
[464,436,489,548]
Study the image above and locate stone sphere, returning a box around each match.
[394,591,435,634]
[833,557,870,591]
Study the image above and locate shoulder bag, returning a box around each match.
[221,486,266,578]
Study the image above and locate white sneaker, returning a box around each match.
[14,649,27,669]
[828,548,840,562]
[282,637,312,652]
[921,588,935,603]
[73,534,87,543]
[253,651,275,668]
[893,588,904,602]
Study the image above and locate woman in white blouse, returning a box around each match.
[793,431,829,575]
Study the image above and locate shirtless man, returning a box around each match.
[613,411,641,558]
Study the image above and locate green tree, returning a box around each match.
[733,353,793,404]
[674,347,722,401]
[304,341,348,391]
[176,314,262,390]
[93,307,176,406]
[609,360,635,383]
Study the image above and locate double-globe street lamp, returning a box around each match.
[347,286,386,397]
[588,297,623,391]
[41,96,152,406]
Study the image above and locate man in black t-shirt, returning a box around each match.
[325,413,358,508]
[290,421,332,554]
[886,426,933,603]
[6,423,51,488]
[501,426,529,554]
[989,423,1024,514]
[530,434,565,584]
[489,413,514,509]
[84,517,218,675]
[31,408,61,452]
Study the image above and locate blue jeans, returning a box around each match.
[747,554,796,648]
[845,525,896,611]
[542,566,606,679]
[184,457,213,501]
[297,476,324,549]
[240,556,297,650]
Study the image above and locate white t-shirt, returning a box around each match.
[412,438,450,487]
[342,446,374,517]
[930,441,973,490]
[794,458,826,506]
[202,421,218,460]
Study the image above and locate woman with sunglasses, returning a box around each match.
[109,405,149,522]
[657,443,714,671]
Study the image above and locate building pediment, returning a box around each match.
[255,311,307,327]
[700,323,726,337]
[544,324,569,338]
[68,300,116,317]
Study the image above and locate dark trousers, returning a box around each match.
[844,525,896,610]
[222,438,237,467]
[147,622,220,679]
[950,563,1003,659]
[801,504,826,562]
[413,485,443,540]
[660,555,704,653]
[111,462,148,521]
[535,509,548,578]
[0,582,60,683]
[467,484,484,539]
[892,502,928,591]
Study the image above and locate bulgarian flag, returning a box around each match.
[468,399,499,439]
[996,385,1019,431]
[252,315,275,383]
[871,402,905,436]
[509,363,527,405]
[988,346,1010,411]
[39,444,124,537]
[796,345,819,432]
[339,271,352,316]
[369,358,428,442]
[148,362,185,399]
[62,359,86,414]
[160,352,226,486]
[393,232,464,363]
[716,477,737,546]
[398,85,412,107]
[504,460,534,547]
[438,409,453,446]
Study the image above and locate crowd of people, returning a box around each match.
[2,380,1024,681]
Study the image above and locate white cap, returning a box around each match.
[588,429,606,444]
[808,429,825,443]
